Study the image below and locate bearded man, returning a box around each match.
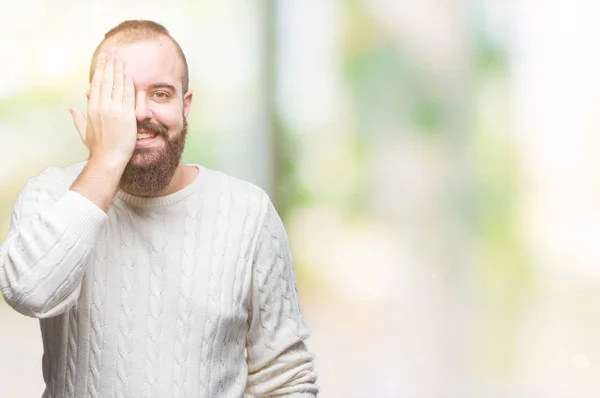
[0,20,318,398]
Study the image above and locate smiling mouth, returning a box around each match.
[136,130,158,140]
[135,132,160,148]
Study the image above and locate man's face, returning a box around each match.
[95,37,193,196]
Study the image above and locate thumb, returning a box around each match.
[68,108,87,143]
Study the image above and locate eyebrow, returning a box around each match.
[149,83,177,93]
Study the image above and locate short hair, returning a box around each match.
[89,20,189,93]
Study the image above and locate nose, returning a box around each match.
[135,94,153,121]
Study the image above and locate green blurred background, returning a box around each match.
[2,0,600,397]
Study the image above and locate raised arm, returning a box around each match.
[0,173,107,318]
[0,49,137,318]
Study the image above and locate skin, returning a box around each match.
[69,37,197,212]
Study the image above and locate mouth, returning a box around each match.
[136,130,159,147]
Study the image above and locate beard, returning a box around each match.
[119,117,188,197]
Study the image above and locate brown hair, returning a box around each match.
[89,20,189,93]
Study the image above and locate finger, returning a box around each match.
[89,52,107,110]
[123,71,135,110]
[69,108,87,143]
[101,49,116,107]
[112,54,124,103]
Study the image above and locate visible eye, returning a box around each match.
[153,91,170,100]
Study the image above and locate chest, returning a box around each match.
[84,201,261,341]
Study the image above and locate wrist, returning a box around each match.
[88,151,130,171]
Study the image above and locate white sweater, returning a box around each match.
[0,162,318,398]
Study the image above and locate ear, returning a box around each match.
[85,90,90,101]
[183,89,193,118]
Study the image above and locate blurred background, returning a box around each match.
[1,0,599,396]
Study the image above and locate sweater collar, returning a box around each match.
[114,164,209,208]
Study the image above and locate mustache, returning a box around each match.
[137,120,168,136]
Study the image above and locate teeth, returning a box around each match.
[137,133,156,140]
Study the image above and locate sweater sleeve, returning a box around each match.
[245,197,319,397]
[0,170,107,318]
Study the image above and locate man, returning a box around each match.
[0,20,318,397]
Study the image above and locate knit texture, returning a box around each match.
[0,161,318,398]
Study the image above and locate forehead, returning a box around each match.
[100,37,183,92]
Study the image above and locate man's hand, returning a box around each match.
[69,48,137,166]
[68,48,137,213]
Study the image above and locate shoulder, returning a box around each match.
[25,161,87,191]
[10,161,87,219]
[196,166,283,227]
[18,161,86,198]
[200,166,272,206]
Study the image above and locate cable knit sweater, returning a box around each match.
[0,161,318,398]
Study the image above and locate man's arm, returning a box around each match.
[0,155,128,318]
[245,197,319,397]
[0,172,108,318]
[0,49,136,318]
